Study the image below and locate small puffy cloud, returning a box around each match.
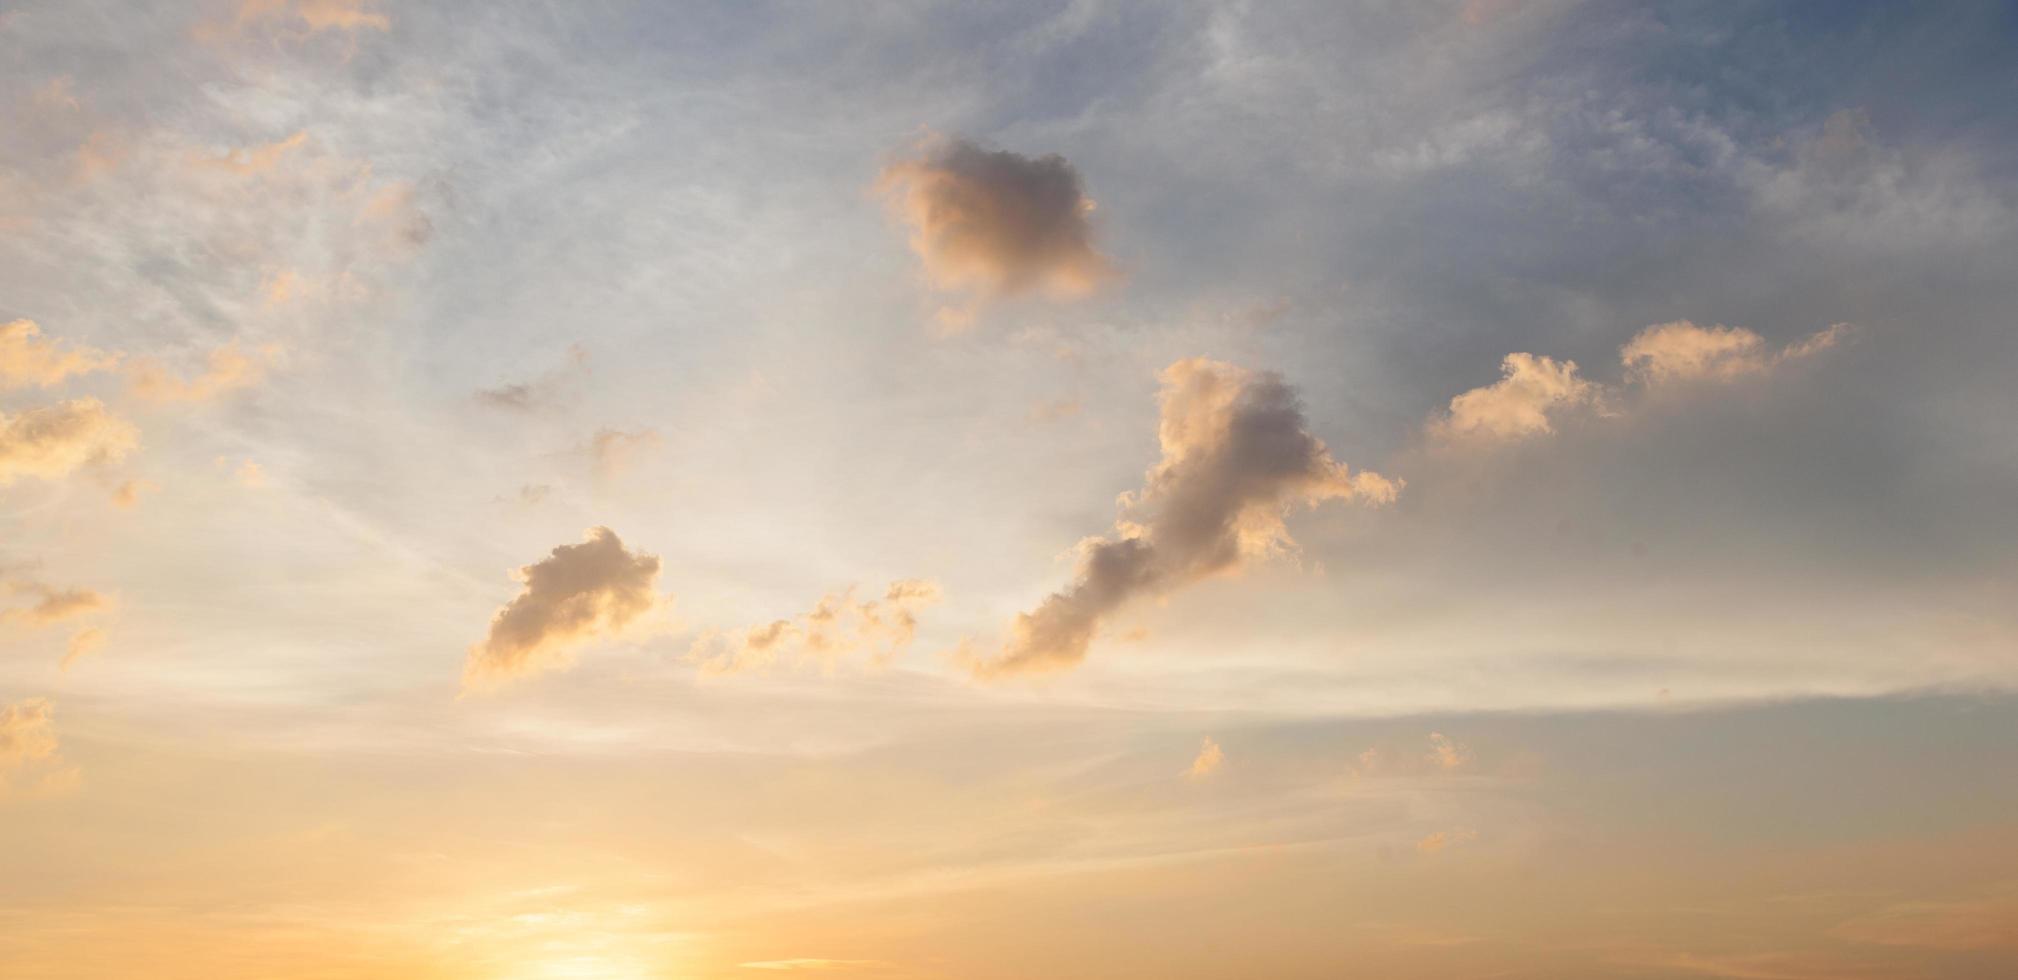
[1415,828,1479,854]
[126,341,276,403]
[1434,353,1597,442]
[465,527,665,689]
[1622,320,1847,384]
[0,320,120,390]
[60,627,105,671]
[971,358,1397,677]
[1186,736,1225,779]
[692,579,942,676]
[881,137,1115,324]
[0,697,77,799]
[0,398,139,485]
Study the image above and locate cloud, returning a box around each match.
[126,341,276,403]
[1415,828,1478,854]
[1186,736,1225,778]
[1426,731,1470,771]
[0,320,120,390]
[3,580,111,626]
[1622,320,1848,385]
[970,358,1397,677]
[465,527,666,689]
[881,137,1115,325]
[60,627,105,671]
[0,398,138,485]
[1435,322,1849,445]
[1433,353,1598,441]
[213,0,390,37]
[0,698,58,766]
[691,579,943,676]
[0,697,76,799]
[233,459,266,489]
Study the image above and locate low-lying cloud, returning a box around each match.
[970,358,1398,678]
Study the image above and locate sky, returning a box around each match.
[3,0,2018,977]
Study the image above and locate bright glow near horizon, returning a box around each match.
[4,2,2018,978]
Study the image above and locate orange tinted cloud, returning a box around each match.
[0,320,120,390]
[464,527,666,689]
[1435,321,1850,444]
[192,131,309,176]
[1433,353,1596,442]
[0,398,138,485]
[973,358,1397,677]
[4,581,111,626]
[126,341,276,403]
[60,627,106,671]
[691,580,942,676]
[1186,737,1225,778]
[1622,320,1847,384]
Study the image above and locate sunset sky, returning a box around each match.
[5,2,2018,977]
